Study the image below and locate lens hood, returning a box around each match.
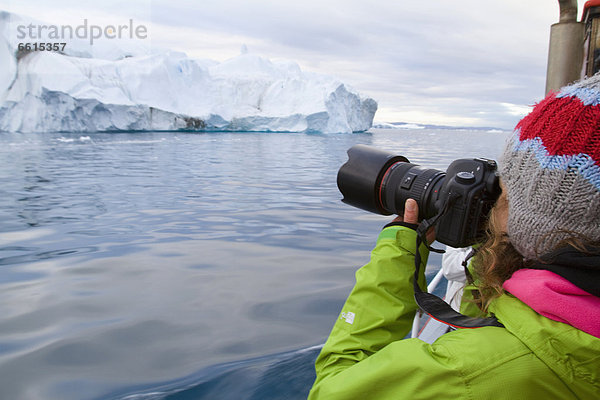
[337,145,409,214]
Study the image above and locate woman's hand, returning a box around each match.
[392,199,436,243]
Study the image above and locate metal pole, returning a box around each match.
[545,0,584,94]
[558,0,578,22]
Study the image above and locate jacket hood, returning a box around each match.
[490,295,600,399]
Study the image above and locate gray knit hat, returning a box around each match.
[499,75,600,260]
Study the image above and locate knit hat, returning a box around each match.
[499,74,600,260]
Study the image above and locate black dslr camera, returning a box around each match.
[337,145,501,248]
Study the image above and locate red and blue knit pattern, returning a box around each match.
[510,89,600,191]
[499,76,600,259]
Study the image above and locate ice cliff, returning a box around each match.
[0,12,377,133]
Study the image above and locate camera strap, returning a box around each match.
[411,205,504,329]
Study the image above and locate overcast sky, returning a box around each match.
[3,0,591,129]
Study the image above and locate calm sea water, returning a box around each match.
[0,128,510,399]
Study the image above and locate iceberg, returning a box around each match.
[0,12,377,133]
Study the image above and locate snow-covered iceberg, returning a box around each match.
[0,12,377,133]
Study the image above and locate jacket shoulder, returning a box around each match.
[489,294,600,399]
[435,327,577,399]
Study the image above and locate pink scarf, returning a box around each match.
[503,269,600,338]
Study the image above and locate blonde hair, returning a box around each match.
[472,195,527,311]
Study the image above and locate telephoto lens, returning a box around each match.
[336,144,445,219]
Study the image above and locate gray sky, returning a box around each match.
[3,0,590,128]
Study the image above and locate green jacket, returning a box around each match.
[309,226,600,399]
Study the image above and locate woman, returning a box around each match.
[308,75,600,399]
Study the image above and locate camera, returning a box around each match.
[337,144,501,248]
